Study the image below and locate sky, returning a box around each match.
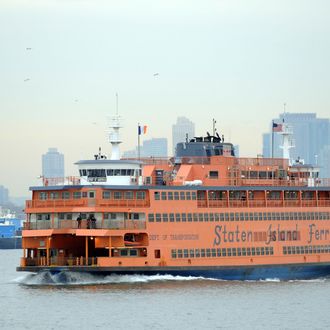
[1,0,330,197]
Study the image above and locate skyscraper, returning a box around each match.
[42,148,65,178]
[172,117,195,155]
[0,185,9,205]
[142,138,168,157]
[262,113,330,177]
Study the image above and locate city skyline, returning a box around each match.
[1,1,330,196]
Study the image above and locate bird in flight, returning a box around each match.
[153,73,159,76]
[24,78,30,82]
[26,47,32,50]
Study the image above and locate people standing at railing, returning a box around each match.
[76,214,82,229]
[87,215,91,229]
[87,214,96,229]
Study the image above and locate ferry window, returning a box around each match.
[168,192,173,200]
[189,249,195,258]
[88,191,95,199]
[242,248,246,256]
[103,191,111,199]
[163,214,168,222]
[50,192,59,199]
[204,213,209,222]
[73,192,81,199]
[37,214,42,220]
[154,192,160,200]
[177,249,183,258]
[193,213,198,222]
[249,213,253,221]
[251,247,256,256]
[148,214,154,222]
[191,192,197,200]
[145,177,152,185]
[130,249,138,257]
[155,249,161,258]
[169,213,175,222]
[133,213,139,220]
[136,191,146,200]
[237,248,242,256]
[39,192,48,200]
[172,250,177,258]
[250,171,257,178]
[174,192,179,200]
[175,213,181,222]
[104,213,109,220]
[222,249,227,257]
[227,249,232,257]
[187,213,192,222]
[217,249,221,257]
[125,191,134,200]
[161,192,167,200]
[206,249,211,257]
[181,213,186,222]
[186,192,191,200]
[225,213,229,221]
[114,192,122,200]
[81,213,87,219]
[214,213,219,221]
[230,213,234,221]
[220,213,224,221]
[58,213,65,220]
[184,249,189,258]
[156,213,161,222]
[120,170,127,176]
[62,191,70,199]
[114,169,120,176]
[307,212,311,220]
[247,248,251,256]
[259,171,267,179]
[110,213,117,220]
[195,249,200,257]
[82,192,88,198]
[209,171,219,179]
[107,169,113,176]
[198,213,203,222]
[120,249,128,257]
[211,248,216,257]
[201,249,206,257]
[256,247,261,256]
[232,248,237,257]
[180,191,185,200]
[235,213,239,221]
[66,213,72,220]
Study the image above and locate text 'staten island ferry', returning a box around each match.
[17,114,330,280]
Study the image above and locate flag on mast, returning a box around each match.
[272,122,283,132]
[138,125,148,135]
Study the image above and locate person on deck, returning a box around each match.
[76,214,82,229]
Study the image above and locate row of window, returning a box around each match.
[154,191,197,201]
[283,245,330,255]
[39,191,146,200]
[154,190,319,201]
[148,211,330,223]
[79,169,141,177]
[36,212,143,221]
[171,246,274,259]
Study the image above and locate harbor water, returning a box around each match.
[1,250,330,330]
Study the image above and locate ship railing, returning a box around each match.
[23,219,146,230]
[42,176,81,186]
[26,199,149,209]
[23,256,98,267]
[318,199,330,207]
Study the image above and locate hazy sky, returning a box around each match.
[1,0,330,196]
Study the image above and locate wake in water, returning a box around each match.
[13,271,207,286]
[13,272,329,286]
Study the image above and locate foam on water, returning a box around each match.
[13,271,207,286]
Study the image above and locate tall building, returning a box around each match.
[172,117,195,156]
[122,138,168,158]
[142,138,167,157]
[42,148,64,178]
[262,113,330,176]
[0,185,9,205]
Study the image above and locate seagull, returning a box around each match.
[153,73,159,76]
[26,47,32,50]
[24,78,30,82]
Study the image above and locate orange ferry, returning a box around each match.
[17,115,330,280]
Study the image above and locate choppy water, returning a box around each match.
[1,250,330,330]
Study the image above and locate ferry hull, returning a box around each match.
[16,263,330,281]
[0,237,22,249]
